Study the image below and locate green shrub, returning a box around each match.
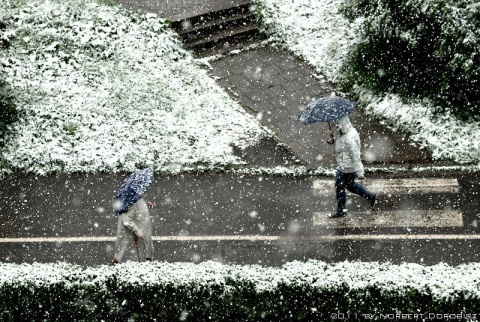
[0,74,18,147]
[340,0,480,119]
[0,261,479,321]
[1,14,18,146]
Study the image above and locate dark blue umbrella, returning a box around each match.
[114,166,154,215]
[297,96,357,125]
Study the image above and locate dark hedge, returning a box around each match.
[340,0,480,119]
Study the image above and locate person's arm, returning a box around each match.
[123,207,143,238]
[350,135,365,179]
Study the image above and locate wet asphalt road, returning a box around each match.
[0,171,479,267]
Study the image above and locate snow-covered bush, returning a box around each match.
[254,0,480,164]
[0,261,479,321]
[0,0,265,175]
[340,0,480,118]
[0,73,17,146]
[0,12,18,151]
[1,10,15,48]
[253,0,362,83]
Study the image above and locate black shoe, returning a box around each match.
[370,194,377,208]
[328,212,347,219]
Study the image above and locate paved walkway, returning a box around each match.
[114,0,432,170]
[209,47,431,169]
[115,0,251,21]
[1,172,478,266]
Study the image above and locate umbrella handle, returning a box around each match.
[134,235,140,262]
[327,122,335,144]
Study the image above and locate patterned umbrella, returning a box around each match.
[297,96,357,125]
[114,166,154,215]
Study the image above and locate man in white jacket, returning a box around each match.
[329,115,376,218]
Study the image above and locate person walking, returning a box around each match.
[329,115,376,218]
[109,198,154,265]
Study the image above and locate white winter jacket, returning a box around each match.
[334,115,365,178]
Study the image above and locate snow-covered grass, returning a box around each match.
[1,0,479,178]
[1,260,479,320]
[254,0,480,165]
[0,0,265,175]
[230,163,480,177]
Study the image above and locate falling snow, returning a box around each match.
[0,0,266,175]
[255,0,480,165]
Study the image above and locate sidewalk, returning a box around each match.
[208,46,432,169]
[114,0,432,170]
[115,0,251,21]
[1,171,478,266]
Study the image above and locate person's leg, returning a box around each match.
[345,174,376,204]
[112,214,136,263]
[110,216,124,265]
[143,214,154,261]
[334,171,348,215]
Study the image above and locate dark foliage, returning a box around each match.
[0,74,18,147]
[340,0,480,119]
[0,16,19,150]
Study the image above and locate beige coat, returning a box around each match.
[114,198,154,262]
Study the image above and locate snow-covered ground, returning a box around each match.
[1,0,479,177]
[255,0,480,165]
[0,0,265,175]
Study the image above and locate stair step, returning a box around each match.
[176,11,254,35]
[181,19,258,45]
[168,0,253,23]
[194,35,263,58]
[171,3,253,30]
[186,23,259,48]
[167,1,263,58]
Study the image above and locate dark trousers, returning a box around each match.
[335,170,375,215]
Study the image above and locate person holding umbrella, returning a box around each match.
[297,95,376,218]
[109,166,155,265]
[330,114,376,218]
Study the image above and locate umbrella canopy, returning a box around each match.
[114,166,154,215]
[297,96,357,125]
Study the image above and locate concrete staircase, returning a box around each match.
[170,1,264,57]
